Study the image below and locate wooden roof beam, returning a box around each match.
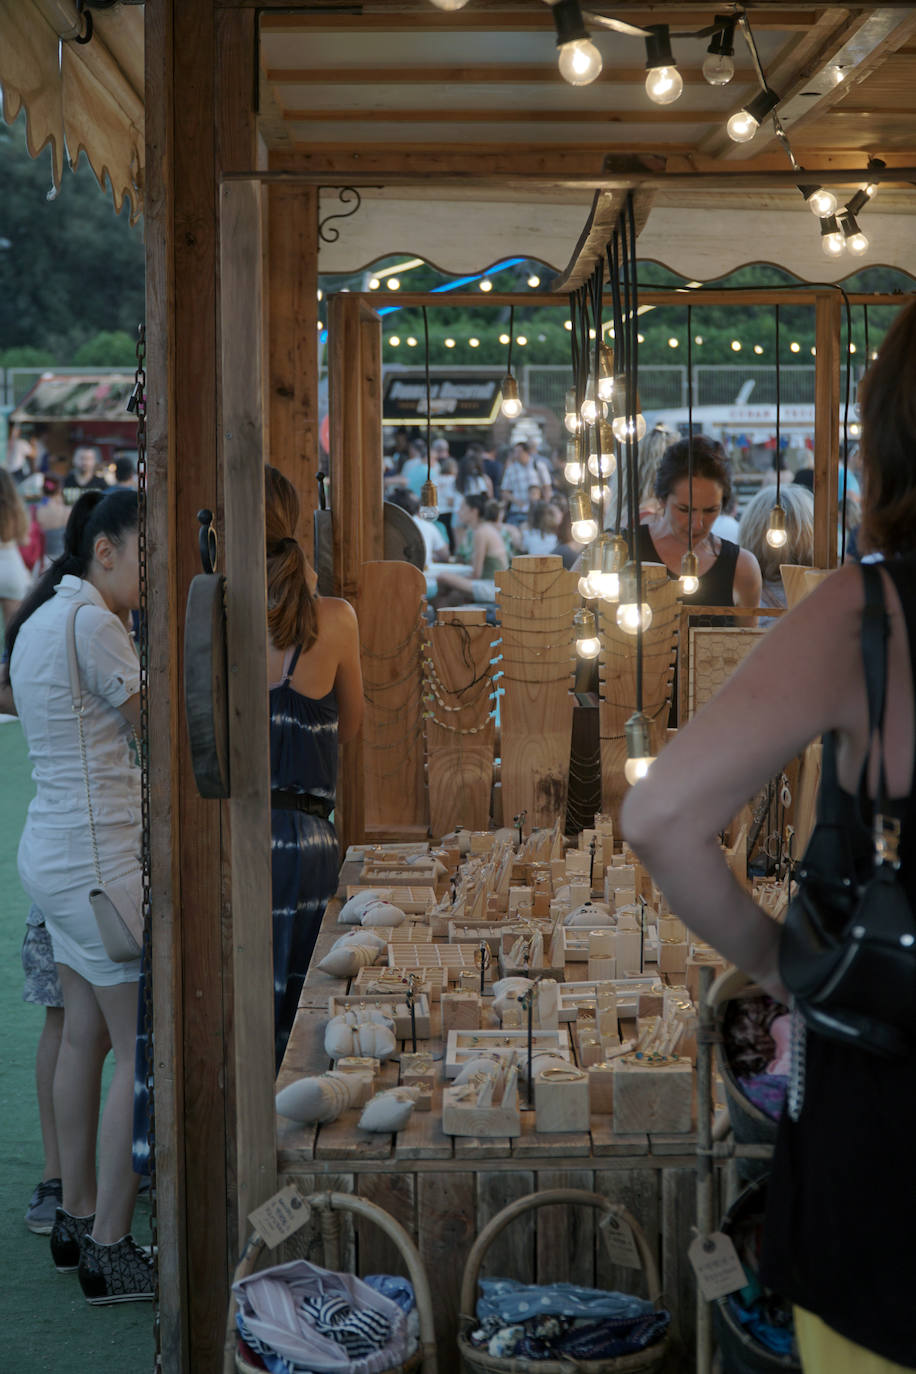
[267,64,745,85]
[258,6,827,33]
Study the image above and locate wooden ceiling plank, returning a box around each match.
[280,107,714,124]
[257,9,827,34]
[266,64,737,85]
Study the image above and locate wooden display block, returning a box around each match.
[444,1028,570,1079]
[353,966,448,1001]
[535,1066,590,1133]
[345,885,435,915]
[575,1029,605,1068]
[442,1073,520,1138]
[399,1051,435,1111]
[637,984,665,1019]
[686,952,726,1002]
[658,940,688,976]
[360,858,439,886]
[615,928,643,977]
[658,915,686,942]
[588,957,617,982]
[441,991,481,1033]
[588,1062,616,1115]
[565,849,591,878]
[534,978,560,1030]
[334,1057,379,1107]
[612,1057,693,1134]
[568,881,592,907]
[508,885,533,915]
[558,977,657,1022]
[388,943,481,985]
[550,858,567,887]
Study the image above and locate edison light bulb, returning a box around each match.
[579,382,605,426]
[564,387,581,435]
[588,451,615,478]
[646,65,683,104]
[500,375,523,419]
[565,439,585,485]
[617,600,653,635]
[574,609,601,658]
[590,483,611,506]
[597,345,614,401]
[558,39,603,87]
[599,572,620,602]
[822,230,846,258]
[679,550,700,595]
[848,230,869,256]
[766,526,788,549]
[430,0,469,9]
[702,52,734,85]
[572,514,599,543]
[611,413,647,444]
[807,188,837,217]
[766,505,788,548]
[727,109,758,143]
[624,754,655,785]
[419,481,439,522]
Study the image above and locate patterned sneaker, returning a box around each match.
[25,1178,62,1235]
[78,1233,154,1305]
[50,1207,96,1271]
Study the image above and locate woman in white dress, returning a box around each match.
[0,467,31,630]
[1,488,152,1305]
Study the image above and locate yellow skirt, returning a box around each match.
[795,1307,913,1374]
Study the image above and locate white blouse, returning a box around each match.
[10,575,140,832]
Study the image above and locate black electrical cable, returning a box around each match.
[840,292,852,563]
[507,303,515,378]
[626,192,644,714]
[591,256,606,529]
[775,303,781,507]
[606,234,626,539]
[864,303,870,366]
[423,306,432,483]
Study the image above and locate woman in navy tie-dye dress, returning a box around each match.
[265,466,363,1071]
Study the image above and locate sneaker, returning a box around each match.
[50,1207,96,1272]
[78,1233,154,1305]
[25,1178,62,1235]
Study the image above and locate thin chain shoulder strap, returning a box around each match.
[65,602,104,888]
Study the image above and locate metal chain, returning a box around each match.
[134,323,161,1363]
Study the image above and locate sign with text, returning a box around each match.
[383,373,503,428]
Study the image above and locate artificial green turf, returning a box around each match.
[0,720,155,1370]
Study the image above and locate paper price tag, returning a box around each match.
[599,1212,642,1270]
[688,1231,747,1301]
[248,1186,311,1250]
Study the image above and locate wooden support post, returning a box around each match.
[814,291,842,569]
[220,177,278,1252]
[266,187,320,563]
[327,292,384,851]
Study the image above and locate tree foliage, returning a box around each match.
[0,116,145,359]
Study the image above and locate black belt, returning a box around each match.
[271,790,333,820]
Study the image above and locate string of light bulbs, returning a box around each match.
[680,306,700,595]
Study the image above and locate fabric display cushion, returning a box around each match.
[325,1010,397,1061]
[338,890,390,925]
[564,901,613,928]
[358,1087,419,1133]
[317,930,386,978]
[361,900,407,928]
[275,1072,355,1124]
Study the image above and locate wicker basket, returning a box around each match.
[457,1187,670,1374]
[225,1190,438,1374]
[709,967,780,1177]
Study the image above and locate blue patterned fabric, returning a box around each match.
[477,1278,655,1324]
[270,651,340,1071]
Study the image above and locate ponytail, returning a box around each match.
[3,488,137,667]
[264,465,318,652]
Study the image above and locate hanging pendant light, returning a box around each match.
[579,378,606,426]
[766,503,788,548]
[500,304,523,417]
[551,0,603,87]
[616,561,652,635]
[799,184,838,218]
[587,421,616,477]
[726,88,779,143]
[573,607,601,659]
[564,435,585,485]
[593,532,628,601]
[611,407,647,444]
[624,711,655,785]
[819,215,846,258]
[419,307,438,521]
[597,344,615,401]
[577,541,599,599]
[839,211,869,256]
[702,16,736,86]
[564,387,581,435]
[644,25,683,105]
[570,489,598,543]
[679,549,699,595]
[429,0,470,9]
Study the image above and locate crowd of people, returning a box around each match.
[381,424,826,620]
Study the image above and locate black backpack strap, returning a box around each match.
[859,563,891,812]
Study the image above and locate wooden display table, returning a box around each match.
[277,865,699,1372]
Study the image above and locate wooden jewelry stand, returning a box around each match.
[359,560,428,838]
[598,564,679,828]
[495,556,578,829]
[425,608,499,836]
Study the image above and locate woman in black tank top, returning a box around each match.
[636,435,761,615]
[622,301,916,1371]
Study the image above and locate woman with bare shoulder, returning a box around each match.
[264,465,362,1071]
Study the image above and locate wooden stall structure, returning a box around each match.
[4,4,916,1371]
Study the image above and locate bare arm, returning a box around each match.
[0,675,16,716]
[470,528,489,580]
[333,600,364,746]
[621,564,873,996]
[119,691,141,734]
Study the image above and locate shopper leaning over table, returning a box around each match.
[622,298,916,1372]
[1,488,152,1305]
